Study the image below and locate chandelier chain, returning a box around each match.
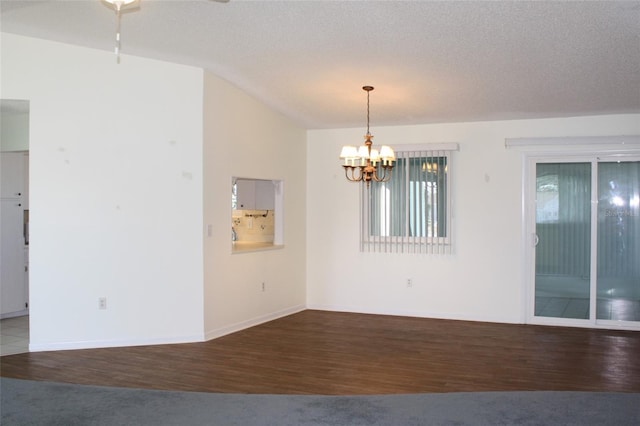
[366,89,370,135]
[115,2,122,63]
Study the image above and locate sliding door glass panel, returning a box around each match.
[535,163,591,319]
[596,161,640,322]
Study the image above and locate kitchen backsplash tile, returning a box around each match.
[232,210,274,243]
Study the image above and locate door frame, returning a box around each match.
[515,137,640,331]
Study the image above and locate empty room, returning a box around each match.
[1,1,639,424]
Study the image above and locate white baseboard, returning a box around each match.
[306,303,520,325]
[29,333,206,353]
[204,304,306,341]
[27,305,306,352]
[27,304,517,353]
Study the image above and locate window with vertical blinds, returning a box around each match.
[360,144,458,254]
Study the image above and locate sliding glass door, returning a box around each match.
[531,157,640,328]
[534,162,592,319]
[596,161,640,322]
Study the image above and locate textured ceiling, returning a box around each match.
[1,0,639,129]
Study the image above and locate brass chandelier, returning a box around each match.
[340,86,395,187]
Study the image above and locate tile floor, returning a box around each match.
[0,315,29,356]
[535,297,640,321]
[535,275,640,321]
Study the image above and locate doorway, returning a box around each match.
[527,155,640,329]
[1,99,30,353]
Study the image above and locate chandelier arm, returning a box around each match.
[343,166,356,182]
[343,165,365,182]
[355,165,368,181]
[372,165,393,182]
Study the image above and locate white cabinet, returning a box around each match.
[254,181,275,210]
[1,200,27,314]
[1,152,26,200]
[235,179,275,210]
[235,179,256,210]
[1,152,29,316]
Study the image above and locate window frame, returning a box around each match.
[360,143,458,254]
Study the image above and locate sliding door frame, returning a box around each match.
[519,141,640,331]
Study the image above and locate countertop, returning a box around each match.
[232,241,283,254]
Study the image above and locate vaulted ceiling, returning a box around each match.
[2,0,639,129]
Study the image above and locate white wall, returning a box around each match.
[3,32,637,352]
[202,72,307,338]
[307,115,640,323]
[1,34,205,350]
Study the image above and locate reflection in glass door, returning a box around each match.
[533,159,640,326]
[535,163,592,319]
[596,161,640,322]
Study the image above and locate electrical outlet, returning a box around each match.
[261,282,266,292]
[98,297,107,310]
[406,279,413,288]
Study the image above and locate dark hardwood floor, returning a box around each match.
[1,310,639,395]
